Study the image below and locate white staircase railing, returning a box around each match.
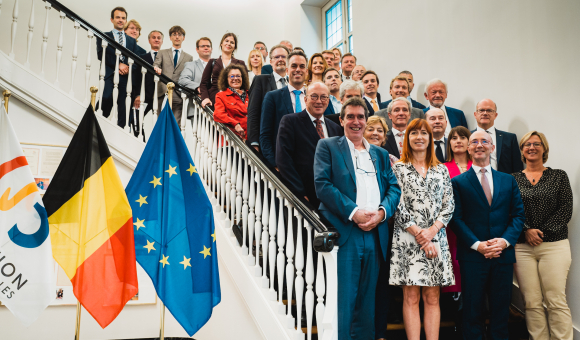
[0,1,341,339]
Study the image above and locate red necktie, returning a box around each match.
[315,119,325,139]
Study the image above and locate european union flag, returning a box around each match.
[125,101,220,336]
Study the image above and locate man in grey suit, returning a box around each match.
[153,25,193,123]
[375,76,424,131]
[178,37,212,119]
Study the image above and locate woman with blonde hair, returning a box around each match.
[124,19,146,55]
[247,49,263,83]
[305,53,328,84]
[363,115,399,166]
[390,118,455,340]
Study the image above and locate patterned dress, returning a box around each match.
[389,162,456,287]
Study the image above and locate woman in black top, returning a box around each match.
[512,131,573,340]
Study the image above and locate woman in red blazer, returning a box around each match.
[200,32,247,109]
[213,64,250,140]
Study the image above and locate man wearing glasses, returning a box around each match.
[153,26,193,123]
[473,98,523,173]
[314,97,401,340]
[276,82,343,209]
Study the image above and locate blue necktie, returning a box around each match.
[173,50,179,67]
[293,90,302,112]
[154,51,158,60]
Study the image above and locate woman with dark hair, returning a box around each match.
[213,64,250,139]
[305,53,328,84]
[389,118,455,340]
[200,32,246,109]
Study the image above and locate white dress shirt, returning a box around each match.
[391,127,405,155]
[306,110,328,138]
[434,136,446,160]
[288,84,306,112]
[273,72,287,89]
[171,47,182,65]
[151,50,160,61]
[346,138,383,222]
[476,126,498,170]
[429,105,452,137]
[469,163,510,250]
[330,95,342,113]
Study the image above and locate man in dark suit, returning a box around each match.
[96,7,140,128]
[422,78,468,133]
[380,97,416,159]
[314,97,401,340]
[451,130,525,340]
[380,73,427,110]
[131,30,163,136]
[261,40,293,75]
[425,108,448,163]
[375,76,425,131]
[247,45,290,151]
[472,98,523,174]
[259,50,307,168]
[276,82,343,209]
[361,71,385,116]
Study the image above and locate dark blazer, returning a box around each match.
[247,73,278,145]
[381,98,426,110]
[323,102,335,116]
[135,44,147,57]
[259,86,297,167]
[422,105,468,129]
[383,130,400,158]
[313,136,401,260]
[471,128,524,174]
[261,64,273,75]
[325,114,341,126]
[96,31,139,81]
[276,111,343,208]
[451,167,525,263]
[200,56,247,106]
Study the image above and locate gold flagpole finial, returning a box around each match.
[90,86,98,111]
[3,90,11,113]
[167,82,175,110]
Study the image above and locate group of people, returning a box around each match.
[97,6,574,340]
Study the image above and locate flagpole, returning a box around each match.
[74,301,81,340]
[2,90,11,113]
[90,86,98,110]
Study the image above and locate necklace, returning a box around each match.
[413,162,427,176]
[525,167,546,184]
[455,161,467,173]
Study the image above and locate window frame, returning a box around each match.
[322,0,353,54]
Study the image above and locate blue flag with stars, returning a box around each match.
[125,101,220,336]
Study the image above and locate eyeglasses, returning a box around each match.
[355,156,377,176]
[470,140,490,146]
[308,94,329,102]
[477,109,496,114]
[229,75,241,79]
[523,142,542,148]
[271,55,287,60]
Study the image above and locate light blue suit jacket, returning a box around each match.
[313,136,401,260]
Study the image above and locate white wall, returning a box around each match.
[353,0,580,335]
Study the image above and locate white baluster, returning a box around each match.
[253,172,262,275]
[180,93,188,134]
[191,104,198,160]
[261,181,270,287]
[152,76,159,125]
[223,139,231,222]
[268,186,277,300]
[321,248,339,340]
[136,65,146,139]
[241,155,249,256]
[286,204,296,328]
[277,191,287,312]
[68,21,80,96]
[220,130,228,211]
[229,148,237,227]
[54,11,66,87]
[9,0,18,59]
[124,58,133,132]
[235,148,243,235]
[315,251,326,340]
[40,2,50,78]
[83,31,94,104]
[110,49,121,124]
[24,0,34,68]
[305,222,314,340]
[215,128,223,211]
[295,216,305,339]
[96,40,107,115]
[246,163,255,265]
[211,126,218,195]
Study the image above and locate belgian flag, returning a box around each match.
[43,105,138,328]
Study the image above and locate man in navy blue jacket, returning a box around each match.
[96,7,140,128]
[259,50,307,168]
[422,78,468,133]
[451,130,525,340]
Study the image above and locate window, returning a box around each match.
[324,0,354,53]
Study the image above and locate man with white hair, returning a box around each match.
[325,80,364,125]
[423,78,468,136]
[382,97,417,159]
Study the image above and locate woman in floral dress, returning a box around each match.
[389,118,455,340]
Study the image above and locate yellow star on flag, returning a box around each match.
[179,256,192,270]
[165,165,177,178]
[200,245,211,259]
[211,232,216,242]
[144,240,156,253]
[136,195,148,207]
[159,254,170,268]
[150,176,162,188]
[134,218,145,230]
[187,164,197,176]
